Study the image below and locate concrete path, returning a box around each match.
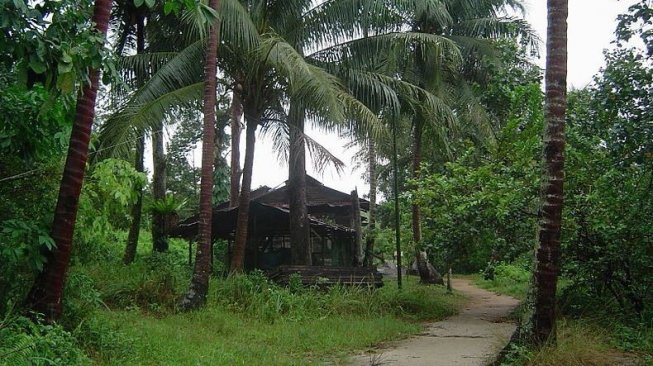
[350,278,520,366]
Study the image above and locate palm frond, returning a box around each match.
[98,83,204,158]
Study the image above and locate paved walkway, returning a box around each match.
[350,278,520,366]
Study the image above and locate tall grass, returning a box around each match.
[84,273,463,365]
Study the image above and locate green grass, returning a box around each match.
[467,263,652,366]
[92,308,417,365]
[57,234,466,365]
[74,260,464,366]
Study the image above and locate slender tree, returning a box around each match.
[530,0,568,345]
[229,83,243,208]
[364,139,377,267]
[124,13,147,264]
[24,0,113,321]
[151,118,168,252]
[288,103,312,265]
[181,0,222,310]
[123,134,145,264]
[230,99,259,272]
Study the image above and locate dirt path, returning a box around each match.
[350,278,520,366]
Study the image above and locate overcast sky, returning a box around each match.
[221,1,637,198]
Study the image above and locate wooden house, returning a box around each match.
[170,176,382,286]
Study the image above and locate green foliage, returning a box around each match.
[71,158,146,263]
[0,84,71,162]
[0,72,70,315]
[86,275,460,365]
[476,262,531,300]
[0,220,55,314]
[214,272,462,324]
[412,82,543,273]
[0,0,113,94]
[0,314,90,366]
[75,252,190,314]
[149,194,185,214]
[560,48,653,315]
[616,0,653,56]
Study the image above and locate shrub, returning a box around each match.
[0,314,90,366]
[75,253,190,314]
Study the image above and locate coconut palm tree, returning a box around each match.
[98,0,465,273]
[402,0,536,283]
[180,0,222,310]
[530,0,568,345]
[25,0,113,321]
[110,0,151,264]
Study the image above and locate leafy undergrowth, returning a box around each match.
[87,276,463,366]
[472,263,653,366]
[502,319,648,366]
[56,241,464,366]
[472,262,531,301]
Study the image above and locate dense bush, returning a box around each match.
[75,252,190,314]
[0,314,90,366]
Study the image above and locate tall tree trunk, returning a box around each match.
[151,119,168,252]
[351,189,363,266]
[230,110,258,273]
[124,15,146,265]
[229,86,243,208]
[24,0,112,321]
[530,0,568,346]
[364,139,377,267]
[412,118,443,285]
[124,135,145,264]
[181,0,221,310]
[288,103,311,265]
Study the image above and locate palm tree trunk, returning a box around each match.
[230,109,258,273]
[412,119,427,277]
[530,0,568,346]
[24,0,112,322]
[151,118,168,252]
[351,189,363,266]
[229,86,243,208]
[288,103,311,265]
[412,118,442,284]
[364,139,377,267]
[124,15,146,265]
[181,0,221,310]
[124,135,145,264]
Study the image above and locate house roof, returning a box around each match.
[169,200,354,240]
[255,175,370,210]
[169,176,367,240]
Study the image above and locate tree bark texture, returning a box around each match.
[151,118,168,252]
[124,16,146,265]
[351,189,363,266]
[24,0,112,321]
[364,139,377,267]
[288,104,312,265]
[181,0,221,310]
[124,135,145,264]
[530,0,568,346]
[411,118,443,284]
[229,86,243,208]
[230,110,258,273]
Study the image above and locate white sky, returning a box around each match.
[187,1,637,199]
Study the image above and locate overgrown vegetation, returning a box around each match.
[2,0,653,364]
[474,264,653,365]
[1,237,463,365]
